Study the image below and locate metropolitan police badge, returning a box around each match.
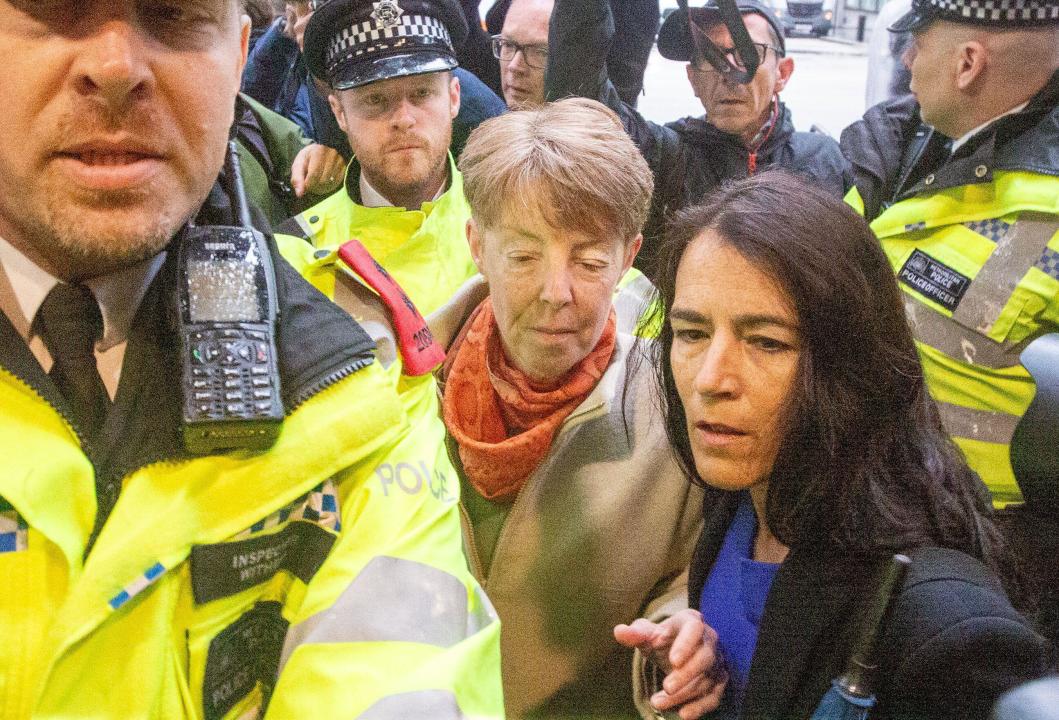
[371,0,404,27]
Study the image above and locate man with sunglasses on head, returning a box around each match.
[547,0,851,278]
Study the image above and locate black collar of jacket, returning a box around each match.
[845,69,1059,220]
[900,69,1059,199]
[669,101,796,156]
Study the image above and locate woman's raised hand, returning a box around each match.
[614,609,728,719]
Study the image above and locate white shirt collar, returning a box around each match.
[950,101,1029,153]
[358,171,447,209]
[0,235,166,351]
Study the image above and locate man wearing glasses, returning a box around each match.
[547,0,851,277]
[492,0,553,108]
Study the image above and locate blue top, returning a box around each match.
[698,492,781,719]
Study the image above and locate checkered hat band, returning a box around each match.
[915,0,1059,22]
[326,14,453,68]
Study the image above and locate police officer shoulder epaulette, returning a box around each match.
[336,239,445,376]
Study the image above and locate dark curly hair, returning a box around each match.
[647,170,1023,604]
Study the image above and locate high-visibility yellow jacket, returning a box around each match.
[848,174,1058,505]
[277,155,476,316]
[275,234,455,530]
[842,75,1059,506]
[842,81,1059,505]
[0,242,503,719]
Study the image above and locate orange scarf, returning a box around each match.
[442,298,617,502]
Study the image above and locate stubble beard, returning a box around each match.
[21,178,201,280]
[13,102,221,279]
[372,146,449,206]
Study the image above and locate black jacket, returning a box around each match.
[688,492,1050,720]
[545,0,852,277]
[841,69,1059,223]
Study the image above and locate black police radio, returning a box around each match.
[175,141,283,454]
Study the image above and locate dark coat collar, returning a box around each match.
[842,68,1059,221]
[667,101,796,158]
[688,494,879,719]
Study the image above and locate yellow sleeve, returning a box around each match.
[266,387,504,720]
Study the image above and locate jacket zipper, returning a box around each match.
[286,353,375,412]
[0,366,156,556]
[458,502,488,584]
[0,367,94,459]
[0,367,124,552]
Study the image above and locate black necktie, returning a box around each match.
[37,283,110,441]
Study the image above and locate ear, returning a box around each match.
[236,14,252,88]
[954,40,987,91]
[466,218,485,272]
[622,233,643,275]
[449,73,462,120]
[685,63,697,93]
[773,55,794,94]
[328,92,349,135]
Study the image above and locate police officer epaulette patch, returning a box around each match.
[202,601,288,720]
[337,239,445,375]
[898,249,971,313]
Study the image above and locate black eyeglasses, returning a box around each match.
[491,35,549,70]
[691,42,781,73]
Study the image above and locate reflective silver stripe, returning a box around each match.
[903,295,1024,369]
[614,273,656,336]
[356,690,467,720]
[936,400,1020,445]
[952,212,1059,335]
[293,212,316,240]
[278,556,498,671]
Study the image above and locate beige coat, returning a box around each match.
[437,295,705,718]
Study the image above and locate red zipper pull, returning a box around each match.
[748,151,757,175]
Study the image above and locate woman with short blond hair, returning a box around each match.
[434,98,717,718]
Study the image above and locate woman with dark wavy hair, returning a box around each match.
[640,170,1049,719]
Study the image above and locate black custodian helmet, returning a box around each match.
[890,0,1059,32]
[303,0,468,90]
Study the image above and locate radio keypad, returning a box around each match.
[186,327,278,420]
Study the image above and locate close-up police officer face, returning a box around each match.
[0,0,249,280]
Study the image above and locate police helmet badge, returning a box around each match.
[371,0,404,27]
[304,0,468,90]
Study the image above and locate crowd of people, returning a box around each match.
[1,0,1057,718]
